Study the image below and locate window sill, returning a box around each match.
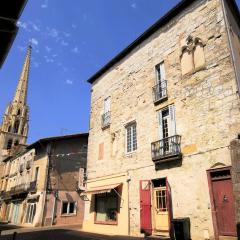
[60,213,77,217]
[125,150,137,157]
[94,220,118,225]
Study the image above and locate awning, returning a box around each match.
[84,183,122,195]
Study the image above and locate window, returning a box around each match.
[126,122,137,153]
[34,167,39,181]
[153,62,167,103]
[61,201,76,215]
[13,120,20,133]
[102,97,111,128]
[14,140,19,146]
[6,139,13,150]
[95,190,118,223]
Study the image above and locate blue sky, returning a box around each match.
[0,0,239,144]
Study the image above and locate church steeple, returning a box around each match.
[0,46,31,162]
[13,45,31,105]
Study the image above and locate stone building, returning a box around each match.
[0,133,88,227]
[82,0,240,240]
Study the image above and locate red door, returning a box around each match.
[140,180,152,235]
[212,176,236,236]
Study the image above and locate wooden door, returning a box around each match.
[140,180,152,236]
[153,187,169,232]
[212,176,236,236]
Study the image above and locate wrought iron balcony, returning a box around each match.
[152,81,167,104]
[151,135,182,163]
[101,111,111,129]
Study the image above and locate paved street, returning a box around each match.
[0,225,146,240]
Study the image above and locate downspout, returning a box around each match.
[220,0,240,94]
[126,171,131,236]
[40,142,51,226]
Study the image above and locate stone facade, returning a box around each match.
[84,0,240,239]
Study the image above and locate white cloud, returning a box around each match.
[41,0,48,8]
[47,27,59,38]
[32,23,40,31]
[44,55,54,63]
[30,38,39,46]
[66,79,73,85]
[131,3,137,8]
[17,21,27,29]
[45,46,51,52]
[71,46,80,54]
[71,24,77,29]
[63,32,71,38]
[61,40,69,46]
[33,62,41,68]
[17,46,26,52]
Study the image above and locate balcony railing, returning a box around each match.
[151,135,182,163]
[152,81,167,104]
[101,111,111,129]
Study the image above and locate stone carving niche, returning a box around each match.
[180,35,205,75]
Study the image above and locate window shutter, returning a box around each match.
[160,62,165,80]
[157,110,163,140]
[169,105,176,136]
[104,97,110,113]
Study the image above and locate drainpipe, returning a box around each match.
[220,0,239,93]
[40,142,51,226]
[126,171,131,236]
[51,190,58,226]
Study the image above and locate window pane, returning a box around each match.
[69,202,75,214]
[132,124,137,151]
[127,126,132,152]
[96,191,118,222]
[61,202,68,214]
[96,195,106,221]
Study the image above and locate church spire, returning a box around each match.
[0,45,32,162]
[13,45,32,105]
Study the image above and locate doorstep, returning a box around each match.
[219,236,237,240]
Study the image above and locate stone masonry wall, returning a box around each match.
[87,0,240,239]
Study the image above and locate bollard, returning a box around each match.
[12,232,17,240]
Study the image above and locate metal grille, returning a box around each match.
[101,111,111,128]
[152,81,167,103]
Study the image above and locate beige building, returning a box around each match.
[82,0,240,240]
[0,133,88,227]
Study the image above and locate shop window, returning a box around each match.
[61,201,76,215]
[95,190,118,224]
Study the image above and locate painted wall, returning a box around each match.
[82,174,129,236]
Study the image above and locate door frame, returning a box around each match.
[151,177,172,236]
[207,166,236,239]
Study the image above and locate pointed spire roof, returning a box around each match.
[13,45,31,105]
